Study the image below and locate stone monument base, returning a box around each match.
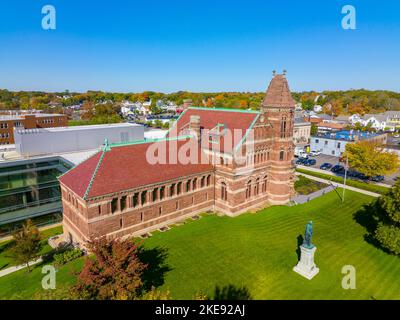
[293,245,319,280]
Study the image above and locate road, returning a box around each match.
[296,154,399,186]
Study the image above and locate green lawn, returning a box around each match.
[143,190,400,300]
[294,175,328,195]
[296,168,390,195]
[0,257,84,300]
[0,226,63,270]
[1,190,400,300]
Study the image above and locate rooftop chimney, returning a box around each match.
[189,115,201,141]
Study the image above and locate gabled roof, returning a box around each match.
[262,74,296,108]
[168,107,260,153]
[59,137,213,199]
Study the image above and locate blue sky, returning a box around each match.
[0,0,399,92]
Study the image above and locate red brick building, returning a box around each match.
[0,112,67,145]
[59,73,296,246]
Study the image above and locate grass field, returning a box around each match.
[143,190,400,300]
[294,175,328,195]
[0,226,63,270]
[296,168,390,195]
[1,190,399,300]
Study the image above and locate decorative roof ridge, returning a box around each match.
[108,135,193,149]
[57,148,102,180]
[188,106,260,114]
[233,113,261,154]
[83,139,110,200]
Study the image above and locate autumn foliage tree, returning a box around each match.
[343,141,399,177]
[72,238,148,300]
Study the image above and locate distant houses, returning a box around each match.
[347,111,400,131]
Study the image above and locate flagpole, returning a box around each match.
[342,155,348,203]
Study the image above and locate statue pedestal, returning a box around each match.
[293,245,319,280]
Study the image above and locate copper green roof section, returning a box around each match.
[83,139,109,200]
[234,113,260,153]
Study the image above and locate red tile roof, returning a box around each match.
[168,107,260,153]
[59,138,214,199]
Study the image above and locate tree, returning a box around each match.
[9,220,41,272]
[140,286,171,300]
[343,141,399,177]
[72,237,148,300]
[310,124,318,136]
[33,285,78,300]
[374,180,400,255]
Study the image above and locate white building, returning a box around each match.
[14,123,144,156]
[310,130,388,157]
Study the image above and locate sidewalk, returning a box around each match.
[291,185,337,204]
[0,257,43,278]
[296,172,381,198]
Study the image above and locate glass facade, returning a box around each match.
[0,158,71,227]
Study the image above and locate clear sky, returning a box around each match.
[0,0,399,93]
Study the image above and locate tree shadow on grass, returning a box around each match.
[296,235,303,261]
[138,246,172,291]
[353,201,392,253]
[213,284,252,300]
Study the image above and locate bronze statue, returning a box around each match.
[303,221,314,249]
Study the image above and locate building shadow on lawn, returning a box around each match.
[353,201,392,254]
[213,284,252,300]
[138,246,172,291]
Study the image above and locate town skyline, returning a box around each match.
[1,1,400,92]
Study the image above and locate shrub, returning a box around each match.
[53,248,83,266]
[375,224,400,255]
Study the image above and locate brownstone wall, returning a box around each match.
[61,171,215,245]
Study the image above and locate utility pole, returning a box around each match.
[342,154,349,203]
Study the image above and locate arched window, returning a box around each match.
[262,176,267,193]
[221,182,227,201]
[255,178,260,195]
[200,176,205,188]
[192,178,197,190]
[206,175,211,186]
[177,182,182,195]
[246,180,252,199]
[279,150,285,161]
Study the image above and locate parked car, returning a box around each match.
[303,158,317,166]
[295,158,307,165]
[346,170,359,178]
[356,172,368,180]
[371,175,384,182]
[320,163,333,170]
[331,165,345,173]
[309,150,321,156]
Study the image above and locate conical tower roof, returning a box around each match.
[262,73,296,108]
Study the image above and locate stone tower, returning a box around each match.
[262,72,296,204]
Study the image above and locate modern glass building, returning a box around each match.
[0,157,72,235]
